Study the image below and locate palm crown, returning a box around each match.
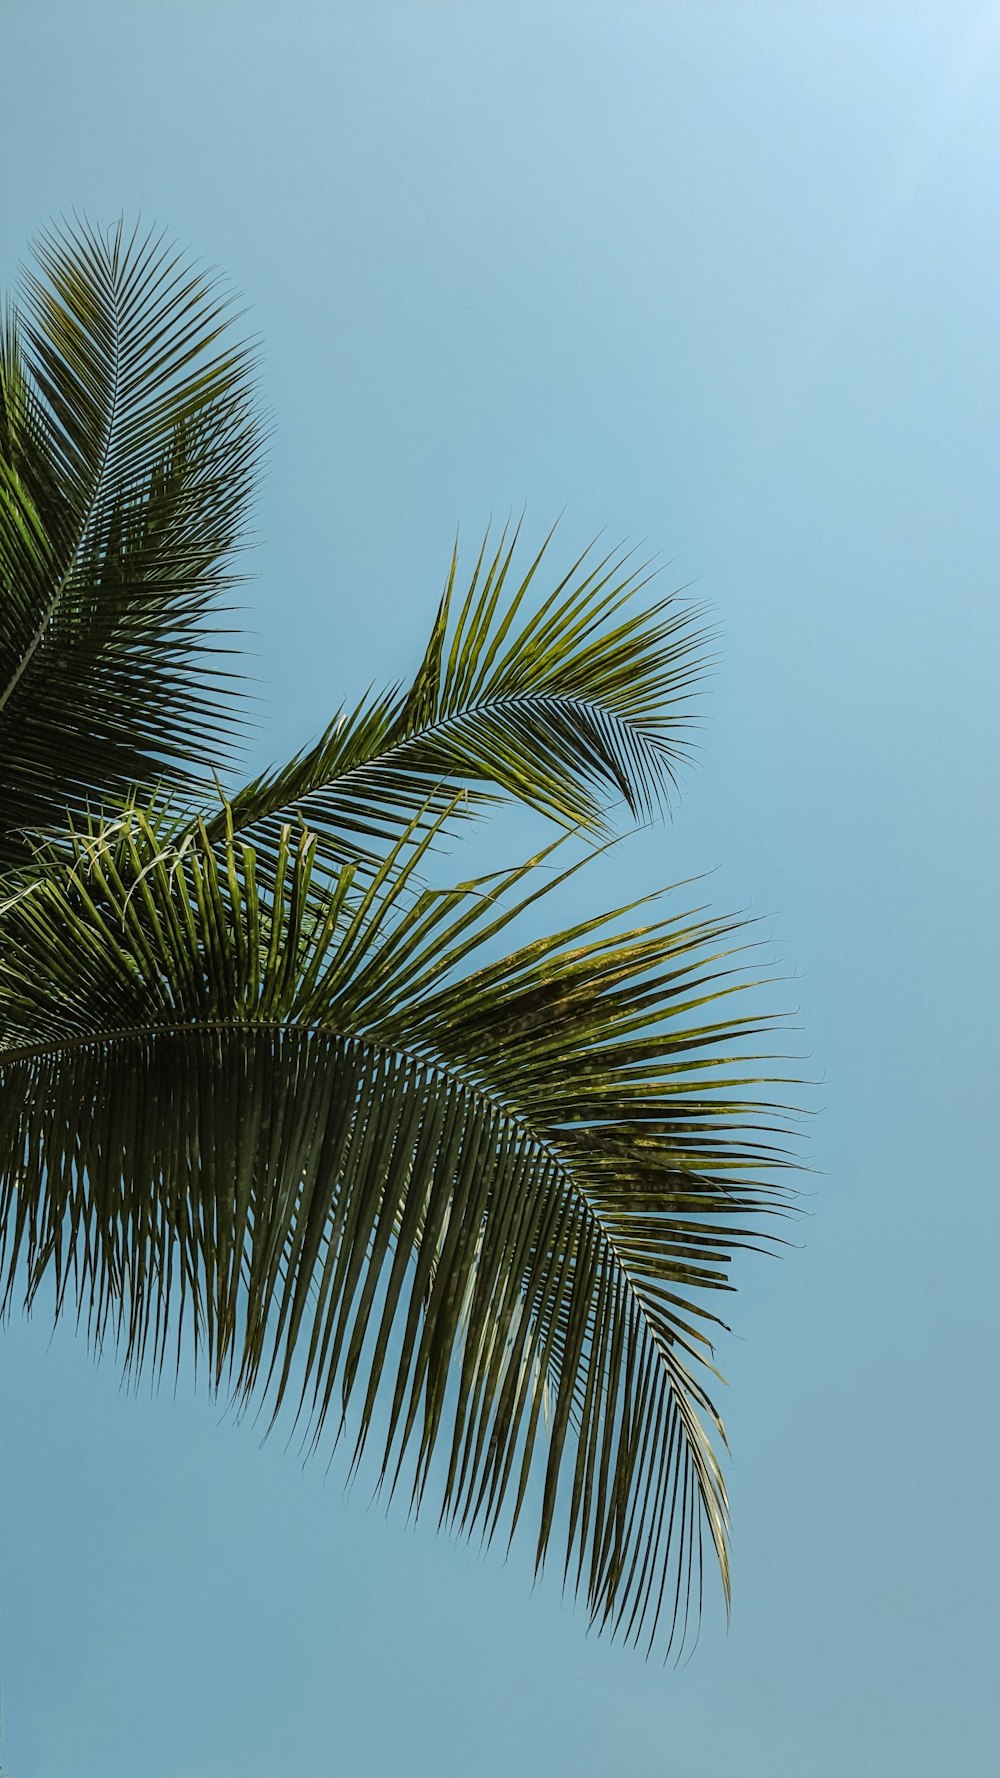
[0,220,796,1658]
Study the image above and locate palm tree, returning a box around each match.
[0,220,795,1659]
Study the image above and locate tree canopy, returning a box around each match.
[0,220,798,1657]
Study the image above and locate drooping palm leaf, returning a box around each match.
[211,523,712,881]
[0,805,794,1654]
[0,221,262,869]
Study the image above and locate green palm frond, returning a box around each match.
[0,806,794,1654]
[0,220,263,869]
[212,523,712,879]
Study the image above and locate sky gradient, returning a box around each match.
[2,5,998,1775]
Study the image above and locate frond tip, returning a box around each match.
[211,521,714,880]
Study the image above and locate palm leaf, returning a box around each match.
[0,220,262,870]
[0,805,794,1654]
[211,522,712,880]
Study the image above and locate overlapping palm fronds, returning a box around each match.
[0,220,800,1657]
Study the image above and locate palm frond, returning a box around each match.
[211,522,712,879]
[0,220,263,871]
[0,806,795,1654]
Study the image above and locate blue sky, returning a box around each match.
[2,4,998,1774]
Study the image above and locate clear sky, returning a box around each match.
[2,4,998,1775]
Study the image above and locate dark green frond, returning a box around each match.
[0,808,794,1654]
[0,221,263,871]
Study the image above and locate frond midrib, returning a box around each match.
[369,687,692,770]
[234,685,693,840]
[0,257,122,718]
